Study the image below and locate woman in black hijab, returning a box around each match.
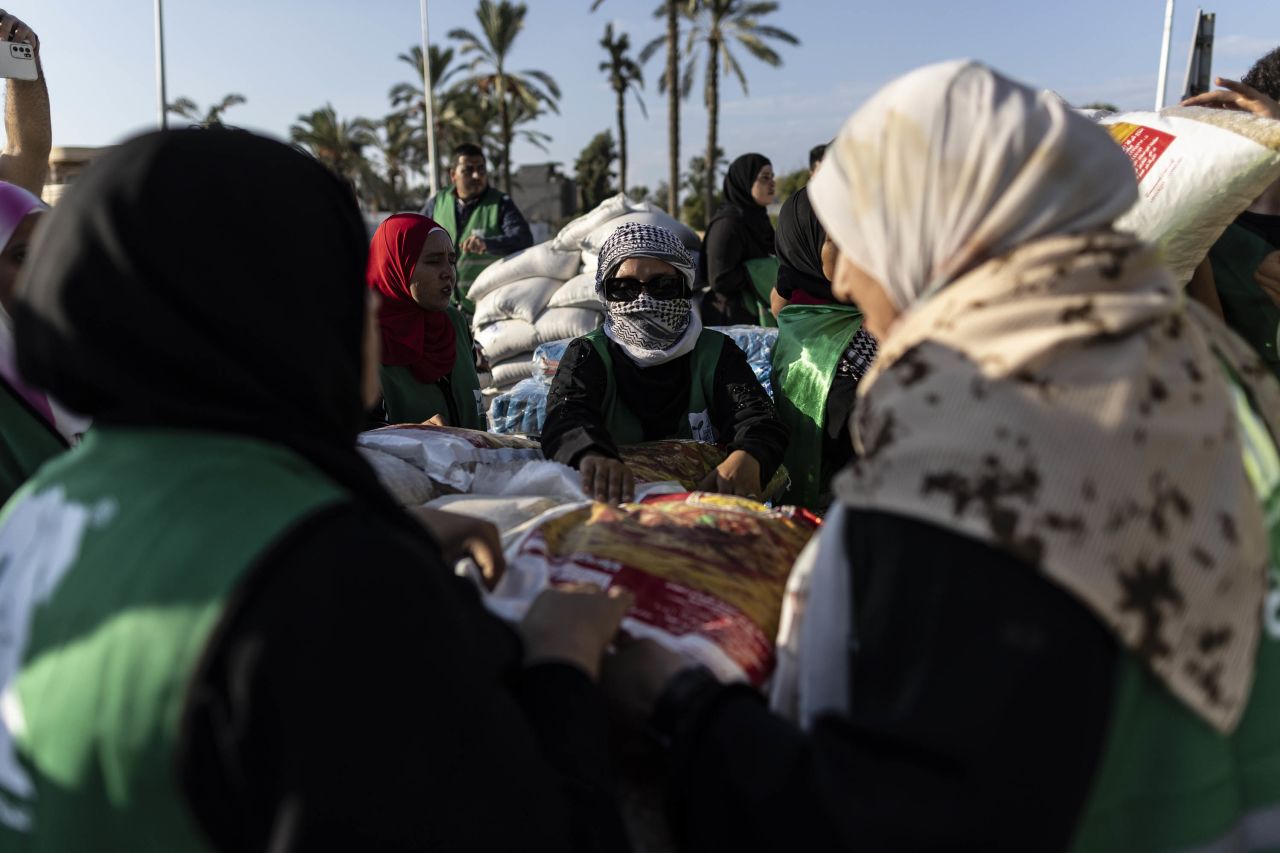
[2,129,632,853]
[698,152,777,326]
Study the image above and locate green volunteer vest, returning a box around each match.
[772,303,862,510]
[378,306,484,430]
[432,186,503,318]
[583,327,724,446]
[1210,223,1280,378]
[0,428,346,852]
[1070,370,1280,852]
[0,379,68,506]
[738,257,780,328]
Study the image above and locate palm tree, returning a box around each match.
[636,2,692,220]
[449,0,561,193]
[599,23,646,191]
[679,0,798,216]
[166,93,247,127]
[377,111,426,210]
[389,44,463,182]
[289,104,384,207]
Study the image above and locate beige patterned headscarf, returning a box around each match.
[810,61,1280,732]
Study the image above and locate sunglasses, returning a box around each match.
[603,273,688,302]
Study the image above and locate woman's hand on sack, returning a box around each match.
[409,506,506,590]
[1181,78,1280,120]
[1256,252,1280,306]
[521,584,635,680]
[580,453,636,503]
[696,450,763,499]
[423,413,448,427]
[602,637,699,721]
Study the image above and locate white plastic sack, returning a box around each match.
[547,272,604,311]
[472,276,562,327]
[490,355,535,389]
[535,307,601,343]
[425,494,572,539]
[1096,106,1280,285]
[468,241,581,303]
[581,250,599,278]
[357,446,438,506]
[581,210,702,255]
[475,318,539,363]
[357,424,542,493]
[551,193,633,252]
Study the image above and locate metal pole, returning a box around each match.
[420,0,438,195]
[1155,0,1176,109]
[154,0,168,129]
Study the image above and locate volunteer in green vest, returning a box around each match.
[422,143,533,318]
[597,61,1280,852]
[1182,57,1280,378]
[541,222,787,503]
[367,212,483,428]
[0,128,635,852]
[698,153,778,327]
[770,186,877,510]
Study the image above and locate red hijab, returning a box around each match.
[366,213,457,384]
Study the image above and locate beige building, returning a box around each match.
[42,146,111,205]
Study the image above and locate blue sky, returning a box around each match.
[30,0,1280,189]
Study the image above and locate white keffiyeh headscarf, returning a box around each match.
[595,222,701,367]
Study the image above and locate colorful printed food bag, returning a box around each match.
[1096,106,1280,285]
[500,493,820,685]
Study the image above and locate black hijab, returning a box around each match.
[774,186,833,301]
[708,153,774,258]
[14,128,396,508]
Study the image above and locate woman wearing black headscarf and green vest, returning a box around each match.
[771,187,878,509]
[0,129,633,852]
[542,222,788,503]
[699,153,778,327]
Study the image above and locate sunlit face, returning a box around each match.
[408,229,457,312]
[451,155,488,200]
[751,163,776,207]
[833,253,898,341]
[0,213,39,316]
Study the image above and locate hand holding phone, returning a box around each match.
[0,11,37,81]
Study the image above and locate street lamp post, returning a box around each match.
[420,0,438,195]
[154,0,168,129]
[1155,0,1176,109]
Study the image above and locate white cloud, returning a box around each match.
[1215,34,1280,59]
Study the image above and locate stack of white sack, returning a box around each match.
[472,194,704,393]
[470,242,582,391]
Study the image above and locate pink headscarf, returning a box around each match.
[0,182,76,436]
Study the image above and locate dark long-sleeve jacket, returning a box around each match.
[422,189,533,256]
[699,216,771,326]
[655,510,1118,852]
[178,502,630,853]
[540,334,788,482]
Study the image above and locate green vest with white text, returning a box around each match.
[432,186,503,318]
[0,428,347,852]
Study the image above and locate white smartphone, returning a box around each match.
[0,41,36,81]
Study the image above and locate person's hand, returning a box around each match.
[521,584,634,679]
[0,12,39,54]
[601,637,699,721]
[1256,251,1280,307]
[1182,78,1280,120]
[580,453,635,503]
[409,506,506,590]
[696,449,762,498]
[424,413,448,427]
[461,234,488,254]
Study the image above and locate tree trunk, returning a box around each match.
[705,36,718,226]
[666,2,679,216]
[617,86,627,194]
[498,72,512,193]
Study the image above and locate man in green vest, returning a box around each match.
[422,143,533,318]
[1184,53,1280,377]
